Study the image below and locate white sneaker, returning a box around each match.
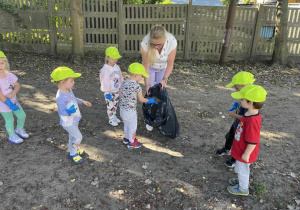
[109,119,118,126]
[146,124,153,131]
[114,116,121,123]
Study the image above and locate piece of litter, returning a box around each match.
[180,188,184,192]
[222,115,225,118]
[118,190,124,195]
[71,179,75,182]
[145,179,152,185]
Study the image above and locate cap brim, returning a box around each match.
[142,72,149,78]
[226,82,234,88]
[110,55,122,59]
[231,91,244,99]
[71,73,82,78]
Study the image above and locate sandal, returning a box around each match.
[77,149,86,156]
[69,153,83,164]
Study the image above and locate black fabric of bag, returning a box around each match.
[142,83,179,139]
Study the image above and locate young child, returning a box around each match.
[100,47,123,126]
[119,63,157,149]
[0,51,29,144]
[227,85,267,196]
[216,71,255,168]
[51,67,92,164]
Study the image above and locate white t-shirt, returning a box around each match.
[141,33,177,69]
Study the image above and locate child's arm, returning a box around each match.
[6,82,20,98]
[100,68,111,95]
[137,91,148,103]
[0,91,6,102]
[0,88,19,111]
[82,100,92,107]
[229,112,243,120]
[241,144,256,162]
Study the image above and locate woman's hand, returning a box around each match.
[161,79,166,89]
[82,100,92,107]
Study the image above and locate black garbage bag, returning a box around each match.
[142,83,180,139]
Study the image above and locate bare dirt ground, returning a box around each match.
[0,52,299,210]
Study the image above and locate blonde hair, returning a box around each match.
[147,25,167,65]
[0,57,10,72]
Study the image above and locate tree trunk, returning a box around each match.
[272,0,289,65]
[70,0,84,64]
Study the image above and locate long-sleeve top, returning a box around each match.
[56,89,82,126]
[100,64,123,94]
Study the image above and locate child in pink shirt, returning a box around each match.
[100,47,123,126]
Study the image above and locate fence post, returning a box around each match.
[70,0,84,64]
[184,0,192,59]
[118,0,125,54]
[250,4,265,59]
[48,0,57,54]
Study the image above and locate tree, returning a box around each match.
[272,0,289,65]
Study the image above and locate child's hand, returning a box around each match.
[146,97,158,105]
[160,80,166,89]
[83,100,92,107]
[6,92,16,99]
[228,111,235,118]
[241,153,250,162]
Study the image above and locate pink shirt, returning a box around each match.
[0,72,20,112]
[100,64,123,94]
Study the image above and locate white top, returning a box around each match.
[141,33,177,69]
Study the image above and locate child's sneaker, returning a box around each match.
[77,149,86,156]
[68,153,83,164]
[15,128,29,139]
[8,134,24,144]
[123,138,129,144]
[228,178,239,186]
[225,159,236,168]
[216,147,231,156]
[227,184,249,196]
[109,119,118,126]
[127,138,142,149]
[146,124,153,131]
[114,116,121,123]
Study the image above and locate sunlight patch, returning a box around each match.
[260,131,295,139]
[143,143,183,158]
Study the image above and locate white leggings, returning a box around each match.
[63,123,82,156]
[120,109,137,143]
[235,160,250,189]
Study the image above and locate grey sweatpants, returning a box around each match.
[235,160,251,189]
[120,109,137,143]
[63,123,82,156]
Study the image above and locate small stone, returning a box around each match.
[94,177,99,181]
[145,179,152,185]
[142,163,149,169]
[222,115,225,118]
[260,199,264,203]
[146,204,151,209]
[0,181,3,186]
[219,112,222,114]
[118,190,124,195]
[47,138,52,142]
[84,204,91,209]
[91,180,99,186]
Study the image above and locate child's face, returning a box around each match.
[107,56,118,66]
[240,98,253,109]
[62,77,75,90]
[135,74,143,82]
[0,59,7,73]
[234,84,245,91]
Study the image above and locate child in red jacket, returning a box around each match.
[227,85,267,196]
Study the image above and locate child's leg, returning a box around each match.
[224,125,235,150]
[121,110,137,143]
[155,68,166,85]
[105,95,116,121]
[234,160,250,189]
[13,107,26,129]
[120,109,129,139]
[1,111,15,136]
[111,92,119,118]
[63,124,83,156]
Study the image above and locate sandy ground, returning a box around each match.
[0,52,299,210]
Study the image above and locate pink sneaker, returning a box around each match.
[15,128,29,139]
[8,134,24,144]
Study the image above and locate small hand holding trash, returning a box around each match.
[105,93,112,101]
[66,104,76,115]
[146,97,158,105]
[228,101,239,112]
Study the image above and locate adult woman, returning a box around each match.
[141,25,177,131]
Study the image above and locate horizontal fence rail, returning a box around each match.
[0,0,299,62]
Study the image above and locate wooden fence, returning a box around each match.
[0,0,300,62]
